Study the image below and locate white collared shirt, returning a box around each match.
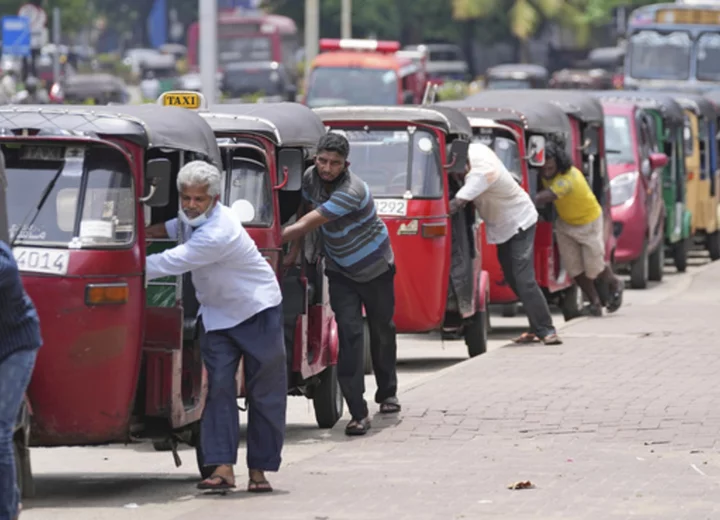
[146,204,282,331]
[455,143,538,245]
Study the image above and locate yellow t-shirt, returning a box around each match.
[541,166,602,226]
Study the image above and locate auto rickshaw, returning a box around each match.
[312,105,490,361]
[155,91,343,433]
[484,64,549,90]
[663,92,720,260]
[59,73,130,105]
[1,103,225,491]
[439,96,583,319]
[599,98,668,289]
[549,68,614,90]
[595,91,693,272]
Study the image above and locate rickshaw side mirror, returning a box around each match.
[649,152,668,171]
[446,140,469,174]
[527,135,546,167]
[142,158,172,207]
[583,128,599,155]
[277,148,303,191]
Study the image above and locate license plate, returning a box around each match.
[375,199,407,216]
[13,247,70,276]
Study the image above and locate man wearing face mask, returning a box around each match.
[144,161,286,494]
[281,133,399,437]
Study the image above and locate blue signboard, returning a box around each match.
[2,16,31,57]
[147,0,167,49]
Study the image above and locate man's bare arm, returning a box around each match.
[534,189,558,207]
[145,223,169,239]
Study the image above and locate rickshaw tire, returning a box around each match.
[152,439,173,452]
[313,364,343,429]
[648,240,665,282]
[673,239,688,273]
[707,231,720,261]
[464,311,488,358]
[629,242,649,289]
[362,320,373,375]
[14,437,34,499]
[560,285,583,321]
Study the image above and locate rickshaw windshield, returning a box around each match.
[470,133,522,183]
[4,143,135,248]
[604,116,635,164]
[341,128,442,198]
[223,154,273,227]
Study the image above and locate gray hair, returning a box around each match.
[176,160,222,197]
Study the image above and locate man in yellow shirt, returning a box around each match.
[535,141,623,317]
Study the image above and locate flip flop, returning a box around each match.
[197,474,236,490]
[345,416,370,436]
[379,397,401,414]
[512,332,540,344]
[541,333,563,345]
[606,284,623,313]
[247,478,273,493]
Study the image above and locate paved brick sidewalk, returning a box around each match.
[180,263,720,520]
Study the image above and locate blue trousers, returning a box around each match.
[199,304,287,472]
[0,349,36,520]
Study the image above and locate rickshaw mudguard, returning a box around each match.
[24,270,144,446]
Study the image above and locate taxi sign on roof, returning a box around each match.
[157,91,206,110]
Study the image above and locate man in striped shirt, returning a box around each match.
[282,133,399,436]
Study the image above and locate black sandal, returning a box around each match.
[606,283,623,313]
[197,474,236,490]
[247,478,273,493]
[345,416,370,436]
[379,397,401,414]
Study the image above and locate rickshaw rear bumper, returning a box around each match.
[611,200,648,264]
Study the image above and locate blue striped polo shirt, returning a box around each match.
[302,166,394,283]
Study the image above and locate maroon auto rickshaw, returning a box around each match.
[313,105,490,363]
[440,97,583,318]
[195,100,343,435]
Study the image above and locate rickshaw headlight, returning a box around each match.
[610,172,638,207]
[86,283,129,306]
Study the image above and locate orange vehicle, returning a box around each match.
[303,39,427,108]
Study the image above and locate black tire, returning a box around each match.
[463,310,488,357]
[13,437,33,499]
[674,238,688,272]
[14,440,23,500]
[501,303,518,317]
[707,231,720,261]
[152,438,173,452]
[630,241,649,289]
[648,238,665,282]
[362,319,373,375]
[313,363,344,429]
[560,284,583,321]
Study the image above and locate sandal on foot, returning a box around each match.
[541,334,563,345]
[512,332,540,344]
[379,397,401,414]
[247,478,273,493]
[581,303,603,317]
[345,416,370,436]
[197,474,236,490]
[606,284,623,313]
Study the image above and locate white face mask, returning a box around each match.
[178,202,215,228]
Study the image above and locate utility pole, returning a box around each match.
[199,0,217,104]
[304,0,320,83]
[52,8,61,83]
[341,0,351,39]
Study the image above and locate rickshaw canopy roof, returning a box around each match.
[468,89,604,124]
[0,104,222,166]
[592,91,685,125]
[664,92,719,120]
[486,63,548,79]
[62,73,127,94]
[313,105,473,137]
[440,97,571,135]
[203,102,327,148]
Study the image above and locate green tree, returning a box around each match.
[0,0,94,35]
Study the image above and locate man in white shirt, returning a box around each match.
[145,161,285,493]
[449,143,562,345]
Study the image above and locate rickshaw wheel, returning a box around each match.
[362,319,373,375]
[501,303,519,317]
[313,364,344,429]
[464,311,488,357]
[13,437,33,499]
[707,231,720,261]
[673,239,688,272]
[14,440,23,499]
[630,241,649,289]
[560,285,584,321]
[648,235,665,282]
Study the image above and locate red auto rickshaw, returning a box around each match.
[439,97,583,318]
[313,105,490,361]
